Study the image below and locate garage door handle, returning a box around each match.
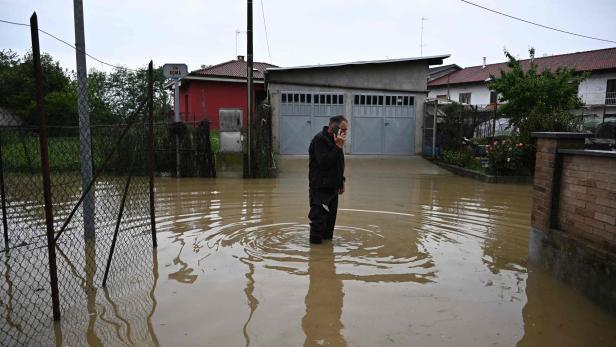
[307,120,311,124]
[385,122,390,126]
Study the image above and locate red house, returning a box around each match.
[176,56,277,129]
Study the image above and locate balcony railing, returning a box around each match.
[579,91,616,106]
[606,92,616,105]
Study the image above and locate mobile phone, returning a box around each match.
[332,125,341,136]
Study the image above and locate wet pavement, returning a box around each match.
[3,156,616,346]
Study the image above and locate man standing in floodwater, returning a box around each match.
[308,115,348,244]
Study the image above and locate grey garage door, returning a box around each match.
[279,92,345,154]
[351,94,415,155]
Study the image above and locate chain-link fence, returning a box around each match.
[0,15,157,345]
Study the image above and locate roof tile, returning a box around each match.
[429,47,616,87]
[191,60,277,80]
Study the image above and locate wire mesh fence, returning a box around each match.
[0,15,158,344]
[0,102,157,345]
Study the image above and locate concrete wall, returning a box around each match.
[267,61,431,155]
[578,71,616,106]
[178,80,265,129]
[428,83,492,105]
[268,83,427,155]
[268,62,429,92]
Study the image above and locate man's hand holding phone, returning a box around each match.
[333,127,346,149]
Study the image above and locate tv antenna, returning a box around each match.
[235,29,246,57]
[420,17,428,56]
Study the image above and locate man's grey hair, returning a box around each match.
[329,115,347,125]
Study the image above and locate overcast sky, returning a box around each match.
[1,0,615,73]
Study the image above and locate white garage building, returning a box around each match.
[266,55,449,155]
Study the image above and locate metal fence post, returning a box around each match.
[246,0,254,178]
[31,12,61,321]
[147,61,157,248]
[73,0,96,241]
[432,99,437,157]
[0,132,9,250]
[102,160,134,287]
[492,108,496,139]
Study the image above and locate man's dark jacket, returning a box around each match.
[309,127,345,190]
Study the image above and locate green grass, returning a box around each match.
[2,131,222,172]
[2,135,84,171]
[210,130,220,153]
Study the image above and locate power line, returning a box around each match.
[460,0,616,44]
[0,18,136,71]
[259,0,273,63]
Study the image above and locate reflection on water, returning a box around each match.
[303,242,346,347]
[3,156,616,346]
[0,175,159,346]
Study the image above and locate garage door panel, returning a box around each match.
[384,117,413,154]
[280,116,312,154]
[352,93,415,155]
[312,116,331,135]
[352,118,382,154]
[313,105,344,117]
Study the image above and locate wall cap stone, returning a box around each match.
[558,149,616,158]
[531,132,591,139]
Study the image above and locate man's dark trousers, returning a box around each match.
[309,188,339,242]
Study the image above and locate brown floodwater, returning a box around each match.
[2,156,616,346]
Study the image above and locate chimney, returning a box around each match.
[482,57,486,69]
[237,55,245,61]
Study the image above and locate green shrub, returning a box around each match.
[440,150,481,170]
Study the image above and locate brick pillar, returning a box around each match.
[530,132,589,234]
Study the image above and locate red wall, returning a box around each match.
[177,80,264,129]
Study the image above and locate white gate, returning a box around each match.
[279,92,345,154]
[351,94,415,155]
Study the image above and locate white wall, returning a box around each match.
[578,71,616,105]
[428,84,492,105]
[429,71,616,107]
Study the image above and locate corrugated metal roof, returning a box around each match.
[266,54,450,72]
[429,47,616,87]
[429,64,461,73]
[190,59,278,80]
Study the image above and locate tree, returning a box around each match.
[0,50,171,128]
[100,65,170,122]
[488,48,587,142]
[0,49,76,126]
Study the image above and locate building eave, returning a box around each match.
[165,76,265,88]
[266,54,450,73]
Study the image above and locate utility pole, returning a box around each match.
[420,17,428,57]
[73,0,95,240]
[174,76,181,177]
[246,0,254,177]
